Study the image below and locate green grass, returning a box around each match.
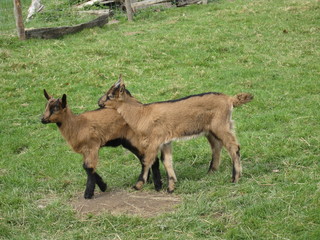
[1,0,320,239]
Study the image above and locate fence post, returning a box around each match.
[13,0,26,40]
[124,0,133,22]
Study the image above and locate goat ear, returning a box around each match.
[114,74,122,89]
[44,89,51,100]
[119,83,125,94]
[61,94,67,108]
[118,74,125,93]
[119,74,124,85]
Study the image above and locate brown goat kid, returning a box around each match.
[98,76,253,192]
[41,90,163,199]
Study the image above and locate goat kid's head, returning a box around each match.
[41,89,67,124]
[98,74,130,108]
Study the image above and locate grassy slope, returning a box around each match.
[0,0,319,239]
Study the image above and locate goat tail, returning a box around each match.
[232,93,253,107]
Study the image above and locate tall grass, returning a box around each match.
[0,0,319,239]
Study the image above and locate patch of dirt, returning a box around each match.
[72,190,181,218]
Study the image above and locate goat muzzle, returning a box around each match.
[41,118,50,124]
[98,102,105,109]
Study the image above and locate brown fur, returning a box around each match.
[98,76,253,192]
[41,90,164,198]
[42,94,128,165]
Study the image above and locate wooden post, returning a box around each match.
[124,0,133,22]
[202,0,208,4]
[13,0,26,40]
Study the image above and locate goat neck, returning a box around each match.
[117,98,144,132]
[57,108,82,147]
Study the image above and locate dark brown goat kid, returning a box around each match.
[98,76,253,192]
[41,90,163,199]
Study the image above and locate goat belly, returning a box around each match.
[171,131,207,142]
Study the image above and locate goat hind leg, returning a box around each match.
[232,145,242,183]
[94,172,107,192]
[216,130,242,183]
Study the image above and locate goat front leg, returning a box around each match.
[83,163,96,199]
[146,169,151,183]
[83,150,107,199]
[135,157,158,190]
[161,143,177,193]
[134,151,158,191]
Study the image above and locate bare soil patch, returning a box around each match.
[72,190,181,218]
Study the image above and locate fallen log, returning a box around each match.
[25,13,112,39]
[75,0,123,8]
[75,0,103,9]
[151,2,175,9]
[131,0,172,11]
[176,0,202,7]
[78,9,112,16]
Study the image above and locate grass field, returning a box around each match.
[0,0,319,239]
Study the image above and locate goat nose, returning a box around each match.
[41,118,49,124]
[98,102,104,108]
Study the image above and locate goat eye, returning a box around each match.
[49,105,60,114]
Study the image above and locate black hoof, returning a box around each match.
[155,182,163,192]
[84,192,94,199]
[98,182,107,192]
